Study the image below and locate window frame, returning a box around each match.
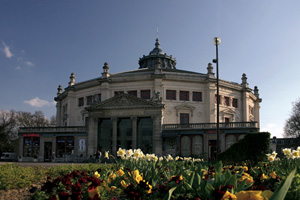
[141,90,151,100]
[128,90,137,97]
[192,92,202,102]
[224,96,230,106]
[166,90,176,100]
[180,113,189,125]
[232,98,238,108]
[86,95,93,105]
[179,91,189,101]
[78,97,84,107]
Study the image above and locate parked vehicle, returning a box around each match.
[0,152,17,162]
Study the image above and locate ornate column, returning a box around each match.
[112,117,118,156]
[131,116,137,149]
[152,115,163,156]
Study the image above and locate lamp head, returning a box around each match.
[213,37,221,45]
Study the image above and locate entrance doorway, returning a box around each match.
[44,142,52,162]
[208,140,217,160]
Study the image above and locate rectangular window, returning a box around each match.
[87,96,93,105]
[141,90,150,100]
[56,136,74,158]
[128,90,137,97]
[224,97,230,106]
[114,91,124,96]
[232,98,238,108]
[166,90,176,100]
[180,91,189,101]
[78,97,84,107]
[193,92,202,102]
[225,117,230,123]
[180,113,189,125]
[23,137,40,157]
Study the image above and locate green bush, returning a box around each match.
[219,132,270,163]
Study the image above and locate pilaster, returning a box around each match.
[112,117,118,156]
[56,101,62,126]
[152,115,162,156]
[131,116,137,149]
[87,117,98,157]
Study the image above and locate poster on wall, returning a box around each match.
[79,139,86,152]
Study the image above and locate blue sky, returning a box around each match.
[1,0,299,138]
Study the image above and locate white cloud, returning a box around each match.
[15,66,22,70]
[1,41,13,58]
[24,97,55,108]
[261,123,284,138]
[25,61,35,66]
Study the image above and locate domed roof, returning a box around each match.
[149,38,164,55]
[139,38,176,69]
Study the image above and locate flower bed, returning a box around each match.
[30,148,299,200]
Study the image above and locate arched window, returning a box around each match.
[226,135,236,150]
[181,136,191,157]
[238,134,245,140]
[192,136,203,156]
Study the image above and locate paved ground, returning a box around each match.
[0,161,96,167]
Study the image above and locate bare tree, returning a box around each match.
[16,111,50,127]
[0,110,53,152]
[284,99,300,138]
[0,110,18,152]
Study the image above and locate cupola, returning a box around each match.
[138,38,176,69]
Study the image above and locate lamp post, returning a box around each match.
[213,37,221,160]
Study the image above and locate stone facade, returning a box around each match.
[19,38,262,162]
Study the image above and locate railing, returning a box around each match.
[19,126,87,133]
[162,122,258,130]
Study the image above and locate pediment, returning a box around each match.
[221,108,236,115]
[174,103,196,111]
[86,93,164,111]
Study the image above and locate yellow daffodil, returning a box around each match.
[268,155,275,162]
[283,148,291,156]
[269,171,277,179]
[94,171,100,178]
[116,169,125,177]
[133,170,143,183]
[236,190,264,200]
[292,150,300,158]
[121,180,129,188]
[222,191,237,200]
[260,173,268,181]
[117,148,125,157]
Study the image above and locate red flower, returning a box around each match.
[58,191,70,200]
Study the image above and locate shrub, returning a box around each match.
[219,132,270,163]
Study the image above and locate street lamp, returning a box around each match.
[213,37,221,160]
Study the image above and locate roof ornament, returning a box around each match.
[102,62,110,78]
[254,86,260,98]
[68,73,75,86]
[57,85,62,96]
[241,73,248,88]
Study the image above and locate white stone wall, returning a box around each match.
[56,70,260,127]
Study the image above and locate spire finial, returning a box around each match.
[156,24,159,39]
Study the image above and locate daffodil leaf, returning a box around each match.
[270,168,296,200]
[164,186,177,200]
[189,172,195,186]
